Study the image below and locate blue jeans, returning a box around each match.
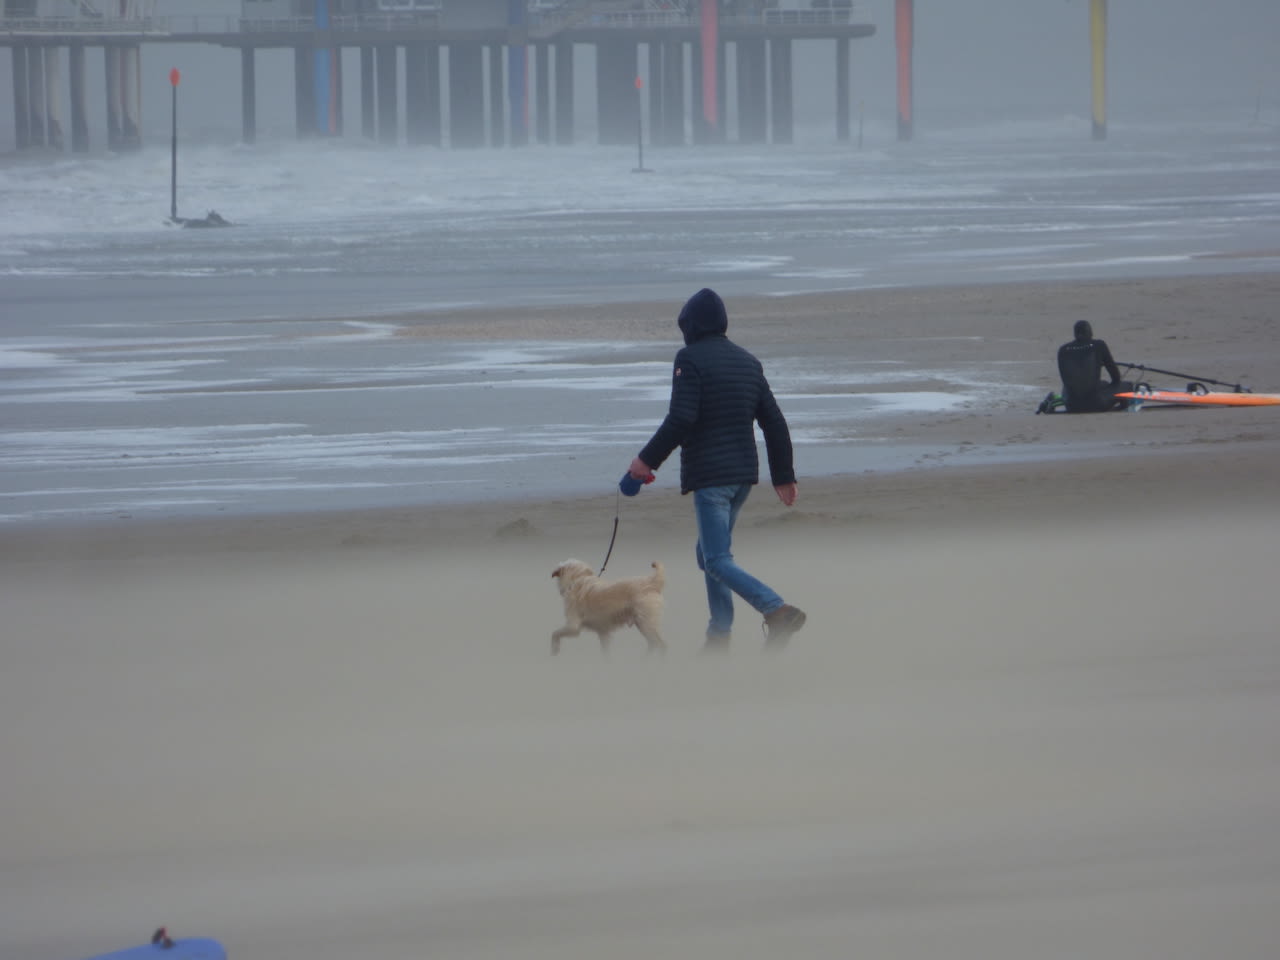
[693,483,784,637]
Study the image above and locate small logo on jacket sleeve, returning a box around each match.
[675,367,682,377]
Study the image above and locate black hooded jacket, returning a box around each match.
[638,289,795,494]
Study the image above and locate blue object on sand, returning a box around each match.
[83,938,226,960]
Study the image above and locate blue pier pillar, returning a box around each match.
[313,0,341,136]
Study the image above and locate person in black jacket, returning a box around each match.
[627,288,807,651]
[1057,320,1133,412]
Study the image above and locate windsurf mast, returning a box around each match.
[1118,362,1250,393]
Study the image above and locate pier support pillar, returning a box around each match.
[508,42,528,147]
[405,44,442,146]
[690,40,704,143]
[294,45,316,137]
[488,43,504,147]
[691,37,724,143]
[835,37,850,142]
[662,40,685,146]
[120,45,141,149]
[240,47,257,144]
[69,44,89,152]
[425,44,443,145]
[534,42,551,144]
[314,42,342,137]
[12,45,30,151]
[104,46,121,150]
[44,46,64,150]
[405,44,425,144]
[769,37,792,144]
[359,47,375,140]
[647,42,663,145]
[553,40,574,145]
[596,39,637,145]
[376,44,398,144]
[736,38,767,143]
[27,46,46,146]
[449,43,485,148]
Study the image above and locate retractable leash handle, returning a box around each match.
[619,470,656,497]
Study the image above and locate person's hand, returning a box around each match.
[629,457,655,481]
[774,482,798,507]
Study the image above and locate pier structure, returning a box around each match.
[4,0,154,152]
[2,1,876,152]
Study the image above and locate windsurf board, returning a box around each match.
[1115,390,1280,407]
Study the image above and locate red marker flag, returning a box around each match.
[170,67,181,87]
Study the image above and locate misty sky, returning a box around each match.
[3,0,1279,148]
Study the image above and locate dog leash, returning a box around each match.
[598,487,622,576]
[600,469,654,575]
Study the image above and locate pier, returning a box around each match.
[2,1,875,152]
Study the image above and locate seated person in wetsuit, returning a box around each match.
[1057,320,1133,412]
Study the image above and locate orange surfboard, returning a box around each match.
[1115,390,1280,407]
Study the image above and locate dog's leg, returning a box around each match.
[635,617,666,654]
[551,624,581,656]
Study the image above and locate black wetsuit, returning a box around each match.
[1057,336,1131,412]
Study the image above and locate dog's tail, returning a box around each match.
[649,561,665,590]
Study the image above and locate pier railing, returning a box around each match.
[1,5,860,39]
[0,16,169,36]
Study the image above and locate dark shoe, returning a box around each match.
[701,632,731,654]
[763,604,806,648]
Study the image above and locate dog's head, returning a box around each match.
[551,559,595,594]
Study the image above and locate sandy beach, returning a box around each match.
[3,273,1279,960]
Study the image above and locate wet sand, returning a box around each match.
[2,273,1279,960]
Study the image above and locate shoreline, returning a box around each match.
[5,442,1278,569]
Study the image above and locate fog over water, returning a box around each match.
[2,0,1279,149]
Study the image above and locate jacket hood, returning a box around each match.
[677,288,728,345]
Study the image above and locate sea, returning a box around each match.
[2,113,1278,525]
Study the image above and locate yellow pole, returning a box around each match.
[1091,0,1107,140]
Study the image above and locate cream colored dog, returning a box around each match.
[550,559,666,655]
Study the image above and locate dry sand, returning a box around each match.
[2,274,1279,960]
